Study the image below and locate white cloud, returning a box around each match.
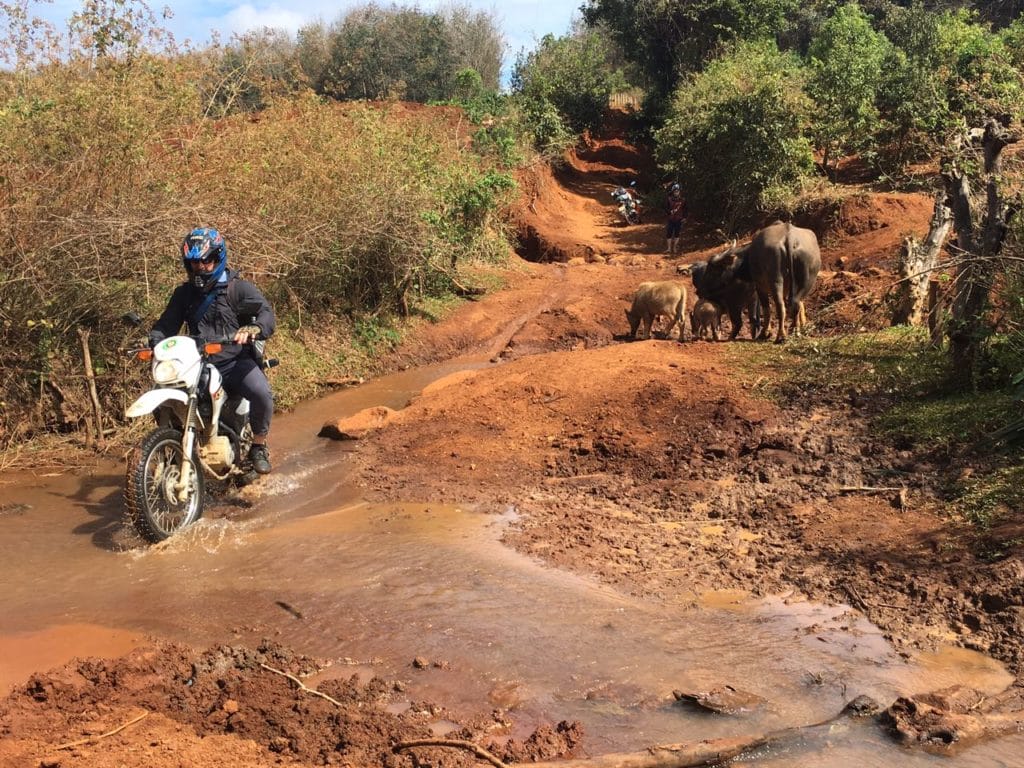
[23,0,581,74]
[223,4,307,35]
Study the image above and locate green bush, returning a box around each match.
[472,122,523,168]
[655,40,814,229]
[806,2,890,176]
[296,3,504,103]
[511,31,627,139]
[875,5,1024,169]
[582,0,802,99]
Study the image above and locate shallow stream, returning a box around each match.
[1,360,1021,766]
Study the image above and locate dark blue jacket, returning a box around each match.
[149,269,276,368]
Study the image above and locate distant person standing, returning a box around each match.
[665,183,687,256]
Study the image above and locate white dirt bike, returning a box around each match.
[123,324,276,542]
[611,186,641,225]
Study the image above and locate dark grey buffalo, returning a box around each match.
[700,221,820,343]
[685,261,761,341]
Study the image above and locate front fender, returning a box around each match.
[126,389,188,418]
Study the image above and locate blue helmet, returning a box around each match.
[181,227,227,292]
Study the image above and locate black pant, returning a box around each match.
[218,356,273,436]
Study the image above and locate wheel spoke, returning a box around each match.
[142,438,198,536]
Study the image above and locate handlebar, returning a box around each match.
[124,334,247,357]
[125,335,278,371]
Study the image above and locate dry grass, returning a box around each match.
[1,41,518,453]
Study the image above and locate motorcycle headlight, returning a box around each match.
[154,359,182,384]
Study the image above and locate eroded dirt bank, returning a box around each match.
[356,122,1024,680]
[0,641,579,768]
[5,115,1024,766]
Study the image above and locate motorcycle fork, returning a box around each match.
[175,393,200,503]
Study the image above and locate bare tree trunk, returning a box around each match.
[892,191,952,326]
[927,279,944,348]
[945,118,1020,389]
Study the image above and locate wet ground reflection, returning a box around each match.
[0,360,1021,766]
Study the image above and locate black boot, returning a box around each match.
[249,444,272,474]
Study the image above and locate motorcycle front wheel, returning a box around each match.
[125,427,205,542]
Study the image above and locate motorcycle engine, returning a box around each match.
[200,435,236,472]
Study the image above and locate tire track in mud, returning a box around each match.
[363,126,1024,681]
[481,264,574,361]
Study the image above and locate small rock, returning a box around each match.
[222,699,240,714]
[413,656,430,669]
[319,406,398,440]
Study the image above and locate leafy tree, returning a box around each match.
[511,30,626,136]
[807,2,891,176]
[442,3,504,91]
[876,4,1023,168]
[581,0,803,99]
[655,40,814,228]
[777,1,846,56]
[329,6,456,101]
[295,3,503,103]
[67,0,172,63]
[209,29,304,115]
[934,8,1023,125]
[873,3,948,164]
[295,20,332,95]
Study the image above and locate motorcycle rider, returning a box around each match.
[665,182,687,255]
[626,180,642,219]
[148,228,277,474]
[611,180,642,224]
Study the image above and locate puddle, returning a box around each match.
[0,623,146,693]
[0,359,1021,766]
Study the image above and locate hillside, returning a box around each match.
[356,121,1024,678]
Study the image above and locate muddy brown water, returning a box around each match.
[1,360,1022,766]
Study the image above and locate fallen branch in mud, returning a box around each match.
[882,685,1024,750]
[395,738,509,768]
[837,486,905,493]
[259,663,345,707]
[396,698,881,768]
[55,711,149,750]
[433,264,486,300]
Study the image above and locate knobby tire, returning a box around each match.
[125,426,205,542]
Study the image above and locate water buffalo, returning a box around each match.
[625,281,688,342]
[685,261,761,340]
[701,222,820,343]
[690,299,722,341]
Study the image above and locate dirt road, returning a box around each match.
[355,133,1024,681]
[4,119,1024,767]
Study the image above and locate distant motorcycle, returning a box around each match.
[611,186,641,225]
[122,311,277,542]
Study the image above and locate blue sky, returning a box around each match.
[31,0,583,73]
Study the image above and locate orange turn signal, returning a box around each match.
[204,343,223,355]
[137,349,153,361]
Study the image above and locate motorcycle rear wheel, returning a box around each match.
[125,427,205,542]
